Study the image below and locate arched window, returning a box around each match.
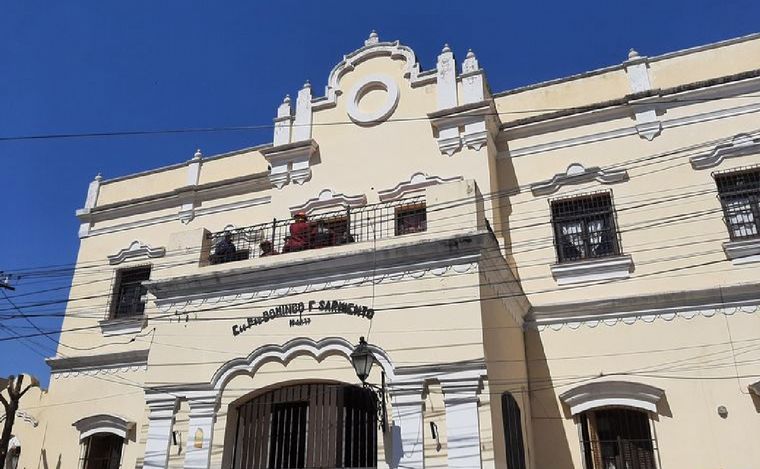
[559,381,664,469]
[579,408,656,469]
[231,383,377,469]
[501,392,526,469]
[72,414,134,469]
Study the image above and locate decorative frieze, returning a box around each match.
[690,133,760,169]
[377,172,462,202]
[289,188,367,215]
[107,240,166,265]
[530,163,629,196]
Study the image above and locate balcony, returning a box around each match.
[204,196,427,266]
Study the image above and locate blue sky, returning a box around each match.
[1,1,758,386]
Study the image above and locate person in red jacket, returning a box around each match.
[283,211,312,252]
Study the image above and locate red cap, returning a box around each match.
[294,211,307,219]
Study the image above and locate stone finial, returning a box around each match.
[442,43,452,53]
[365,30,379,46]
[462,48,479,74]
[283,94,291,104]
[628,48,640,60]
[193,148,203,160]
[302,80,311,89]
[466,48,475,59]
[94,173,102,182]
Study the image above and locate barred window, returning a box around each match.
[395,203,427,235]
[110,266,151,319]
[715,167,760,241]
[79,433,123,469]
[551,193,620,263]
[580,408,657,469]
[501,392,526,469]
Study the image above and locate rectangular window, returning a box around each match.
[110,266,151,319]
[580,409,657,469]
[551,193,620,263]
[715,167,760,240]
[80,433,123,469]
[395,203,427,236]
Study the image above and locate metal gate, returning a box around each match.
[231,383,377,469]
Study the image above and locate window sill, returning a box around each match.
[723,238,760,265]
[99,316,147,337]
[550,255,634,285]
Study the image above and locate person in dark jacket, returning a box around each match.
[214,233,237,262]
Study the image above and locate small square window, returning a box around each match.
[395,203,427,236]
[714,167,760,241]
[110,266,151,319]
[550,193,620,263]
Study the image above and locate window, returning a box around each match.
[110,266,150,319]
[551,193,620,263]
[79,433,123,469]
[501,393,526,469]
[715,167,760,240]
[580,408,656,469]
[395,203,427,235]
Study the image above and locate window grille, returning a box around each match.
[580,408,657,469]
[110,266,151,319]
[79,433,123,469]
[550,192,620,263]
[394,203,427,236]
[714,166,760,241]
[501,392,526,469]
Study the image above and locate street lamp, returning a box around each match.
[350,336,374,384]
[350,337,387,432]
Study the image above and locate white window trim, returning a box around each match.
[550,255,634,286]
[559,380,665,416]
[72,414,135,441]
[723,238,760,265]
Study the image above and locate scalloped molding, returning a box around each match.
[48,349,149,379]
[156,260,477,314]
[346,74,400,125]
[107,241,166,265]
[73,414,136,441]
[378,172,462,202]
[531,303,759,331]
[690,133,760,169]
[559,381,665,415]
[211,337,396,391]
[531,163,629,196]
[289,189,367,215]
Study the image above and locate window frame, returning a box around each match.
[713,165,760,241]
[78,432,125,469]
[578,407,659,469]
[108,265,151,320]
[550,191,622,264]
[394,202,427,236]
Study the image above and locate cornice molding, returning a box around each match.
[289,189,367,215]
[690,133,760,169]
[107,241,166,265]
[530,163,629,196]
[723,238,760,265]
[47,349,149,378]
[550,255,634,285]
[261,139,319,188]
[378,172,462,202]
[73,414,136,441]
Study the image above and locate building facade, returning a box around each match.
[4,31,760,469]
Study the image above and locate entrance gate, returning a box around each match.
[231,383,377,469]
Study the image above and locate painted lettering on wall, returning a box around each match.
[232,300,375,336]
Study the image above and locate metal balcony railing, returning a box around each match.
[206,196,427,266]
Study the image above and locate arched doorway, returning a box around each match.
[231,383,377,469]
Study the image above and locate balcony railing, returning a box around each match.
[205,196,427,265]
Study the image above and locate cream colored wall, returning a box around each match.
[527,312,760,469]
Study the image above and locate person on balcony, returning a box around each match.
[213,233,237,262]
[283,211,312,252]
[313,220,335,248]
[259,240,278,257]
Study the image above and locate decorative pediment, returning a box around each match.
[107,241,166,265]
[312,31,429,111]
[289,189,367,215]
[690,133,760,169]
[72,414,136,441]
[378,172,463,202]
[559,381,665,415]
[530,163,628,196]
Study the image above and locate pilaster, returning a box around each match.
[183,392,220,469]
[143,393,179,469]
[273,95,294,146]
[436,44,457,110]
[624,49,662,140]
[77,174,102,238]
[390,385,426,469]
[441,379,482,469]
[292,81,313,142]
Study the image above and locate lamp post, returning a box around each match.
[0,374,39,465]
[351,337,387,432]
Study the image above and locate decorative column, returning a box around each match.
[441,380,482,469]
[77,173,102,238]
[184,391,220,469]
[391,386,426,469]
[144,393,179,469]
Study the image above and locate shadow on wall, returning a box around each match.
[40,449,61,469]
[751,392,760,413]
[494,142,521,280]
[525,330,575,469]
